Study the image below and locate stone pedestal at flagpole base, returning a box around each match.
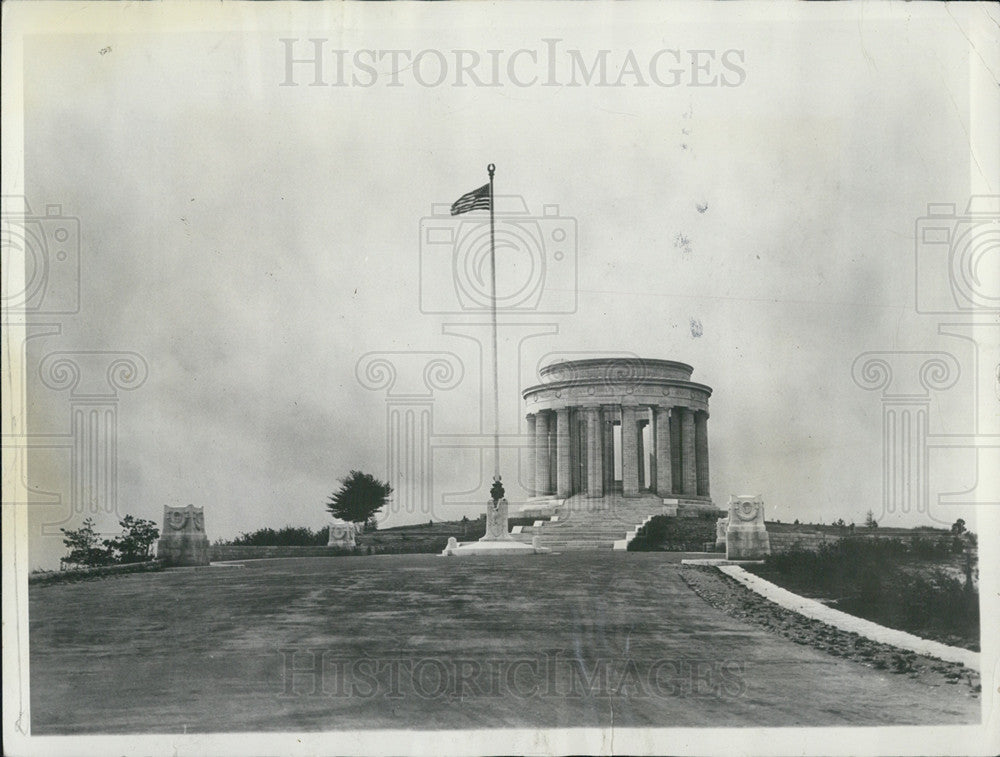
[441,499,550,556]
[725,495,771,560]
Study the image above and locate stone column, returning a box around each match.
[669,407,682,494]
[525,413,537,497]
[568,410,579,494]
[680,407,697,496]
[535,410,551,496]
[646,409,656,492]
[585,407,604,498]
[655,406,673,496]
[556,407,572,498]
[695,411,710,497]
[601,406,615,492]
[621,406,639,497]
[636,420,647,490]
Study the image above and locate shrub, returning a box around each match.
[221,525,329,547]
[628,515,716,551]
[61,515,160,568]
[60,518,115,569]
[751,538,979,646]
[105,515,159,564]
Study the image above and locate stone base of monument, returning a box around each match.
[441,538,551,556]
[157,532,210,567]
[680,557,765,566]
[724,529,771,560]
[441,499,550,556]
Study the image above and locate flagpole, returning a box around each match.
[487,163,500,484]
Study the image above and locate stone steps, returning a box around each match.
[509,491,682,551]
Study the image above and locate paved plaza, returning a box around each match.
[29,552,979,733]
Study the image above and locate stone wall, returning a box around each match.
[768,531,842,553]
[30,561,163,585]
[210,545,356,561]
[766,526,957,553]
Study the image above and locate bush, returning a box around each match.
[105,515,159,564]
[61,515,159,569]
[628,515,716,551]
[750,537,979,647]
[60,518,114,569]
[220,525,329,547]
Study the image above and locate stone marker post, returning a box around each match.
[327,517,359,548]
[725,495,770,560]
[156,505,210,566]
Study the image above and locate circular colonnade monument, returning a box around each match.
[522,358,714,513]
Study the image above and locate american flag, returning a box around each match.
[450,183,491,216]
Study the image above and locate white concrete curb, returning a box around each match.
[717,564,979,671]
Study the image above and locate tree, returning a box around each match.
[950,518,966,536]
[105,515,160,563]
[326,470,393,529]
[865,510,879,529]
[60,518,114,569]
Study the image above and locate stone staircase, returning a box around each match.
[510,490,678,551]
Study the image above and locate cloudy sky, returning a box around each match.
[10,3,997,569]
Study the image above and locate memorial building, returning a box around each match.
[522,358,713,512]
